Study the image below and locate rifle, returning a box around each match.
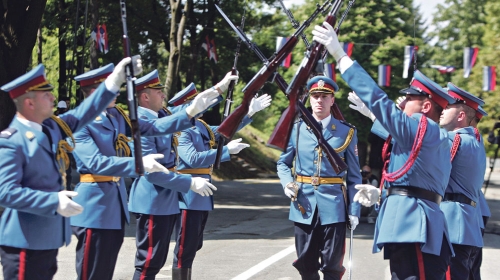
[215,1,331,140]
[278,0,310,49]
[120,0,144,175]
[214,12,246,170]
[267,0,347,174]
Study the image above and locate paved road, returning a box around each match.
[2,162,500,279]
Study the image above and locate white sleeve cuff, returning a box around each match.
[104,79,121,93]
[338,56,354,74]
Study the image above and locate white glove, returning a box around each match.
[105,55,143,90]
[248,94,272,117]
[312,22,345,61]
[185,87,220,117]
[396,96,407,110]
[57,191,84,217]
[347,91,376,122]
[190,177,217,196]
[353,184,381,207]
[226,138,250,154]
[349,215,359,231]
[215,71,239,93]
[284,182,298,201]
[142,154,170,174]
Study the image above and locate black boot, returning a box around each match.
[172,267,192,280]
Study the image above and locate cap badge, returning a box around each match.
[318,80,325,87]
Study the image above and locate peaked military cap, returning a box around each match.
[168,83,198,106]
[136,70,164,92]
[1,64,54,99]
[307,75,339,94]
[74,63,114,87]
[475,106,487,120]
[399,70,455,109]
[447,82,484,110]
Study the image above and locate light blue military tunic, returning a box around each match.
[71,107,194,229]
[0,82,118,250]
[343,62,453,256]
[440,128,485,247]
[128,106,192,215]
[277,116,361,225]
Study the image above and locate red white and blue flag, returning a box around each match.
[340,42,354,57]
[97,24,109,54]
[403,45,417,78]
[430,65,456,74]
[276,37,292,68]
[378,65,391,87]
[463,47,479,78]
[323,63,336,82]
[202,35,218,63]
[482,66,496,91]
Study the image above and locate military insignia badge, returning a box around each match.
[318,80,325,88]
[331,124,336,130]
[95,116,102,121]
[25,131,35,140]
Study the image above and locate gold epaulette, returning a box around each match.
[115,106,132,130]
[115,133,132,157]
[197,119,216,148]
[50,116,76,188]
[334,128,354,153]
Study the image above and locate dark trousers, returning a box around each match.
[173,209,209,268]
[133,213,179,280]
[447,244,474,280]
[468,246,483,280]
[0,246,58,280]
[292,208,347,280]
[72,226,125,280]
[386,235,452,280]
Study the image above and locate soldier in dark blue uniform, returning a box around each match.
[0,59,132,279]
[277,76,361,280]
[313,22,456,279]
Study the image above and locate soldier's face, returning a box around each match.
[440,104,461,131]
[32,90,55,120]
[310,92,334,119]
[148,89,166,112]
[402,95,425,116]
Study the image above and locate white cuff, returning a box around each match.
[338,56,354,74]
[104,79,121,93]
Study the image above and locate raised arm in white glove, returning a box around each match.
[284,182,298,201]
[248,94,272,117]
[312,22,345,61]
[190,177,217,196]
[347,91,376,122]
[105,55,143,92]
[348,215,359,231]
[226,138,250,154]
[57,191,84,217]
[185,87,220,118]
[143,154,170,174]
[396,96,407,110]
[353,184,380,207]
[214,71,239,93]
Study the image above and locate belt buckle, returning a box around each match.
[311,176,320,188]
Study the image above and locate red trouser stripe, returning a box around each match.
[177,210,188,268]
[446,265,451,280]
[140,215,155,280]
[18,249,26,280]
[415,243,426,280]
[83,228,92,280]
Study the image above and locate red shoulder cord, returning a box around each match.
[474,127,480,142]
[450,133,461,162]
[379,116,428,191]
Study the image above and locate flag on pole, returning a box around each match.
[463,47,479,78]
[201,35,218,63]
[340,42,354,57]
[324,63,336,82]
[378,65,391,87]
[403,45,417,78]
[98,24,109,54]
[482,66,496,91]
[276,37,292,68]
[430,65,456,74]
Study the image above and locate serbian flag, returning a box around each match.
[482,66,496,91]
[276,37,292,68]
[97,24,109,54]
[430,65,456,74]
[340,42,354,57]
[378,65,391,87]
[324,63,336,82]
[464,47,479,78]
[202,35,218,63]
[403,45,418,78]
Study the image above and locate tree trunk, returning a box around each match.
[89,0,100,70]
[0,0,48,130]
[37,27,43,64]
[165,0,182,98]
[58,0,68,100]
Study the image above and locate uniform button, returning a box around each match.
[171,150,174,153]
[313,160,317,164]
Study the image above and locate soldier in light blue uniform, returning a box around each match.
[70,63,230,280]
[128,70,223,280]
[313,22,456,279]
[0,61,129,279]
[172,89,271,280]
[277,76,361,280]
[439,83,486,278]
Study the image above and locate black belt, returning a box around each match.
[388,186,442,205]
[443,193,476,207]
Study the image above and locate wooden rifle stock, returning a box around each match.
[120,0,144,175]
